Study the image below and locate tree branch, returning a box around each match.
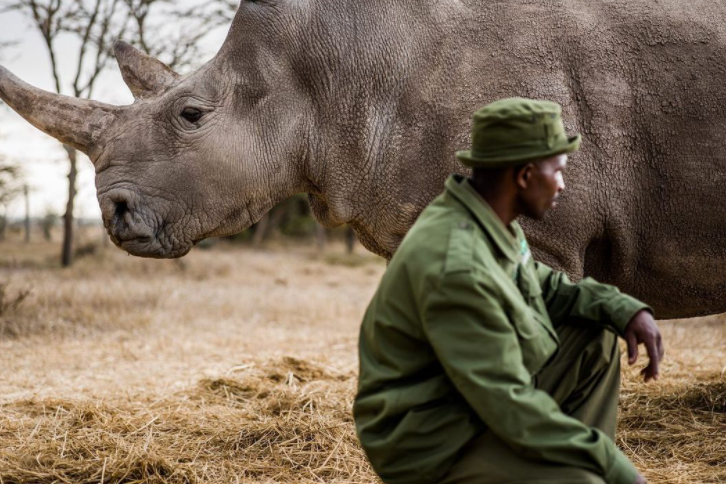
[71,0,103,96]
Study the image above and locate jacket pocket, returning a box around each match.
[507,303,551,374]
[507,303,539,340]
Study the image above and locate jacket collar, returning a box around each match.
[445,174,523,262]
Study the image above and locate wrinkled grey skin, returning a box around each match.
[1,0,725,319]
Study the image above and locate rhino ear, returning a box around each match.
[114,40,179,99]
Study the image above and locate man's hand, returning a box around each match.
[624,309,664,382]
[634,474,648,484]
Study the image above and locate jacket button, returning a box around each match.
[458,221,472,230]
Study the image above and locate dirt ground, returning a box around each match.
[0,238,724,483]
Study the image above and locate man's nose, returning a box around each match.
[557,175,566,192]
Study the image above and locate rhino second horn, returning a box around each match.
[0,65,119,156]
[114,41,179,99]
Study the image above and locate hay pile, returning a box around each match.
[0,357,376,484]
[2,355,724,483]
[619,375,726,484]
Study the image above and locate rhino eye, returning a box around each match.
[181,107,203,123]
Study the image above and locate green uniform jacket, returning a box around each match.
[354,175,651,484]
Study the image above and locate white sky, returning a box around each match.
[0,4,229,219]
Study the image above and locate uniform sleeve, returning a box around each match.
[422,272,639,484]
[534,261,653,336]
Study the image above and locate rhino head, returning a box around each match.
[0,7,315,258]
[0,2,455,259]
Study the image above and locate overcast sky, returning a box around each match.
[0,3,229,219]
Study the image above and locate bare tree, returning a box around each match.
[22,184,30,242]
[1,0,128,264]
[41,207,58,241]
[0,35,17,241]
[0,161,20,204]
[0,40,14,53]
[206,0,237,25]
[345,226,356,254]
[1,0,222,265]
[0,156,21,242]
[0,31,16,56]
[123,0,222,70]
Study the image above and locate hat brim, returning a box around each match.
[456,134,581,169]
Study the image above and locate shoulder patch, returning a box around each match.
[444,221,476,273]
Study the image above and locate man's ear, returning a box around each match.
[516,163,535,190]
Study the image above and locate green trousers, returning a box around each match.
[439,325,620,484]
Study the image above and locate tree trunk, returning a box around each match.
[315,224,327,251]
[23,185,30,243]
[0,206,6,242]
[252,212,269,247]
[42,220,53,241]
[345,226,356,254]
[62,146,77,267]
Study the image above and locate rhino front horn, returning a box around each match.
[0,65,119,156]
[114,41,179,99]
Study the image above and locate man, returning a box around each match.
[354,98,664,484]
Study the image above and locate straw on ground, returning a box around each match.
[0,240,724,483]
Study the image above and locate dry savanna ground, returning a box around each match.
[0,236,724,484]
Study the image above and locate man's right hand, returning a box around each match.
[634,475,648,484]
[624,309,664,382]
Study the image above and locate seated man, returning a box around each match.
[353,98,664,484]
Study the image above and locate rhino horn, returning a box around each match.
[0,65,119,156]
[114,41,179,99]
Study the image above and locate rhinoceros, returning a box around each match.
[1,0,725,319]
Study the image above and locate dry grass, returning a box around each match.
[0,236,724,483]
[0,357,370,484]
[618,318,726,484]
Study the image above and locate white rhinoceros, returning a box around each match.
[1,0,725,319]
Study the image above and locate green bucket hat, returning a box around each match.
[456,97,582,168]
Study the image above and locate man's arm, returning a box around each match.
[423,271,641,484]
[534,261,664,381]
[534,261,650,335]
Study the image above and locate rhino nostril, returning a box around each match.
[103,194,133,235]
[102,189,154,243]
[114,200,129,220]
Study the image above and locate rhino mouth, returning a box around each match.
[106,223,192,259]
[100,188,192,258]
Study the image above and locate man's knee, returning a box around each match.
[555,324,619,368]
[590,327,619,364]
[592,328,620,373]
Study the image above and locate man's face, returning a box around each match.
[516,154,568,220]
